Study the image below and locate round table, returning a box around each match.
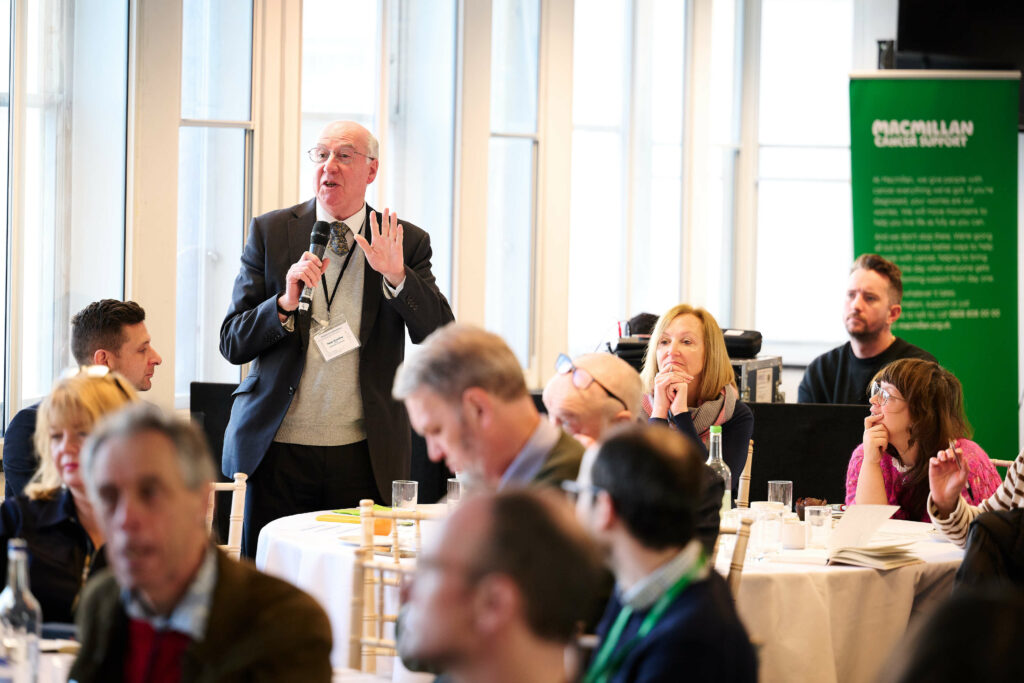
[256,509,444,680]
[720,518,964,683]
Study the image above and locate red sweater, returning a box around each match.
[124,618,192,683]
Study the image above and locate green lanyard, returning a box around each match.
[584,552,706,683]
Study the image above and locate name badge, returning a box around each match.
[313,320,360,361]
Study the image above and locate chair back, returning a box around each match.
[746,402,864,505]
[348,499,446,672]
[714,516,753,599]
[206,472,247,560]
[736,440,753,508]
[989,449,1020,470]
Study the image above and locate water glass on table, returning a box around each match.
[750,501,785,558]
[446,477,462,512]
[805,505,833,549]
[768,480,793,512]
[392,480,418,548]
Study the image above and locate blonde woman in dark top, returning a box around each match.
[0,368,136,623]
[641,304,753,494]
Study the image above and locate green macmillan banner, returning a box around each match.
[850,74,1019,461]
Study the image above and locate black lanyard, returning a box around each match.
[320,237,358,313]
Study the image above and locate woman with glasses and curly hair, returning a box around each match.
[0,368,136,624]
[641,304,753,495]
[846,358,1000,521]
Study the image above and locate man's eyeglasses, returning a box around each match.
[560,479,603,504]
[869,382,904,407]
[555,353,627,410]
[307,145,376,166]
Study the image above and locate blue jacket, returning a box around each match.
[2,402,39,499]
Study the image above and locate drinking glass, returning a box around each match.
[806,506,833,549]
[750,501,785,557]
[768,480,793,512]
[392,480,418,548]
[446,477,462,512]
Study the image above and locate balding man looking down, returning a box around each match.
[542,352,724,555]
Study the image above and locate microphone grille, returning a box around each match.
[310,220,331,246]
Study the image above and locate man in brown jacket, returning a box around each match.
[70,404,332,683]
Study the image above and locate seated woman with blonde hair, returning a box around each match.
[846,358,999,522]
[0,368,136,623]
[641,304,753,494]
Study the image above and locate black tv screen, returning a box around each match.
[896,0,1024,129]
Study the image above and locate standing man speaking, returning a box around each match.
[220,121,454,557]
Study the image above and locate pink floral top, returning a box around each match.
[845,438,1002,522]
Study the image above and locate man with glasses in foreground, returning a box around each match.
[4,299,162,499]
[570,425,755,683]
[545,352,724,555]
[220,120,453,558]
[398,490,603,682]
[70,404,332,682]
[394,323,584,491]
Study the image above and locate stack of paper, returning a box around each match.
[826,504,923,569]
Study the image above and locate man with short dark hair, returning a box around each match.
[799,253,935,404]
[573,425,756,682]
[3,299,162,498]
[398,490,602,682]
[393,324,584,490]
[69,404,332,683]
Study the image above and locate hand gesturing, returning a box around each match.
[929,444,968,517]
[354,209,406,288]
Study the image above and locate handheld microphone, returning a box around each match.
[297,220,332,313]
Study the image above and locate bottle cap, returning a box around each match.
[710,425,722,434]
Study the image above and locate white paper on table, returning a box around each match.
[827,504,899,552]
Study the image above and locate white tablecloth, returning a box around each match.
[256,509,442,679]
[722,519,963,683]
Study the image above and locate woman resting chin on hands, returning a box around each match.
[845,358,1000,522]
[641,304,754,496]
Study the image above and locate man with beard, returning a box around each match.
[798,253,935,405]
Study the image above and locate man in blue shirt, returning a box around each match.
[572,425,756,683]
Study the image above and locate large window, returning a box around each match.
[7,0,128,418]
[568,0,686,355]
[695,0,744,322]
[485,0,540,366]
[301,0,456,299]
[175,0,253,402]
[754,0,854,360]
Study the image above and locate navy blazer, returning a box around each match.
[593,572,756,682]
[219,199,454,500]
[3,402,40,499]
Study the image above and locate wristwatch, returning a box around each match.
[277,302,296,318]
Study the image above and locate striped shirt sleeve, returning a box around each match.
[929,455,1024,547]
